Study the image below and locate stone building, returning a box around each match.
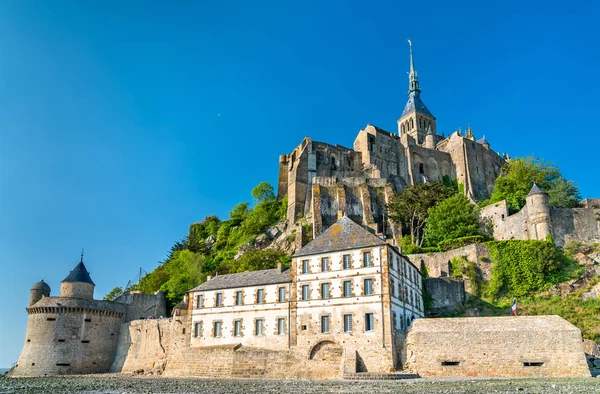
[481,184,600,246]
[11,256,166,377]
[187,216,424,373]
[278,42,506,239]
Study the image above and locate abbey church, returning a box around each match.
[278,42,506,238]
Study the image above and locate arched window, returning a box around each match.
[419,163,424,174]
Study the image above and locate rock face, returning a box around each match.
[404,316,591,378]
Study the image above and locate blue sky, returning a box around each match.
[1,1,599,366]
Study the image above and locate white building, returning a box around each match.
[188,216,424,372]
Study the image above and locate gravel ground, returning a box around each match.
[1,374,599,394]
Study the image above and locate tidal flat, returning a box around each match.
[1,374,600,394]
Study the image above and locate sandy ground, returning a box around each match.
[1,374,599,394]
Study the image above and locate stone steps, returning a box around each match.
[343,372,420,380]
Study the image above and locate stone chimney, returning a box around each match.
[206,275,212,281]
[277,263,283,272]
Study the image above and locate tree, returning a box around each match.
[159,250,206,305]
[103,286,123,301]
[251,182,276,203]
[424,194,483,247]
[387,183,454,247]
[484,156,581,213]
[224,249,290,273]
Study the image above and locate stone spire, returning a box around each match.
[408,39,421,94]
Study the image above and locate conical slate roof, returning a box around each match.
[527,182,546,196]
[401,91,434,118]
[62,261,95,285]
[294,216,387,257]
[31,280,50,292]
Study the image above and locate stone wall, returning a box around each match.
[551,207,600,246]
[111,318,187,374]
[115,291,167,322]
[423,278,465,314]
[408,244,491,282]
[404,316,590,378]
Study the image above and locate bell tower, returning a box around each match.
[398,40,436,145]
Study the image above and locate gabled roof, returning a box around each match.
[294,216,387,257]
[191,268,291,292]
[400,91,434,118]
[62,261,95,285]
[527,182,546,196]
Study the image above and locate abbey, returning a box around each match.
[278,42,505,237]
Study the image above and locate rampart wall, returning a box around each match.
[404,316,590,378]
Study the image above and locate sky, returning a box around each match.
[1,0,599,367]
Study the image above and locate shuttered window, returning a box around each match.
[343,254,351,269]
[234,320,242,337]
[302,260,309,274]
[277,318,285,335]
[343,281,352,297]
[213,321,221,337]
[255,319,264,336]
[321,283,330,299]
[364,279,373,296]
[194,322,202,338]
[321,257,329,272]
[343,314,353,332]
[365,313,374,331]
[363,251,372,267]
[257,289,265,304]
[321,315,330,333]
[302,285,310,301]
[235,291,243,306]
[278,287,286,303]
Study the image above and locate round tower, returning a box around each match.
[424,125,436,149]
[60,255,95,300]
[525,183,552,241]
[29,280,51,307]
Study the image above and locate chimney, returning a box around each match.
[277,263,283,272]
[207,275,212,281]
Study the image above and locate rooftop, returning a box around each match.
[400,91,434,118]
[294,215,387,257]
[191,267,291,292]
[62,261,95,285]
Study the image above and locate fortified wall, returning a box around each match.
[404,316,591,378]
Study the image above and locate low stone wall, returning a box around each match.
[164,344,344,380]
[424,278,465,313]
[408,244,491,283]
[404,316,590,378]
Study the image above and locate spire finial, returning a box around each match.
[407,39,420,94]
[80,249,84,263]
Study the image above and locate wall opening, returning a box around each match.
[46,318,56,321]
[523,362,544,367]
[56,363,70,367]
[57,339,65,343]
[81,340,90,343]
[441,361,460,366]
[84,318,91,322]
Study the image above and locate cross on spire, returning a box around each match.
[80,249,84,263]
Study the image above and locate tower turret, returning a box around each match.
[60,252,95,300]
[398,40,436,145]
[424,125,436,149]
[525,183,552,241]
[29,280,50,307]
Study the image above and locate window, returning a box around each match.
[343,281,352,297]
[397,282,402,300]
[234,320,242,337]
[321,283,330,299]
[321,315,330,333]
[194,322,202,338]
[196,295,203,308]
[257,289,265,304]
[363,251,372,267]
[392,312,397,331]
[390,279,395,297]
[321,257,329,272]
[419,163,424,174]
[343,314,353,332]
[343,254,351,270]
[302,285,310,301]
[255,319,264,336]
[277,318,285,335]
[235,291,243,306]
[364,279,373,296]
[302,260,309,274]
[365,313,375,331]
[215,293,223,307]
[278,287,286,303]
[213,321,222,337]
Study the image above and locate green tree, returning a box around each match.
[103,286,123,301]
[251,182,276,203]
[424,194,482,247]
[484,156,581,213]
[223,249,290,273]
[387,183,454,247]
[159,250,207,305]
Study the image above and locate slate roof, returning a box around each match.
[62,261,95,285]
[31,280,51,291]
[527,183,546,196]
[477,136,489,145]
[401,91,434,118]
[191,268,292,292]
[294,216,387,257]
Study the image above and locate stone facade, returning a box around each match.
[278,44,505,240]
[481,185,600,246]
[186,216,424,375]
[11,260,166,377]
[404,316,591,378]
